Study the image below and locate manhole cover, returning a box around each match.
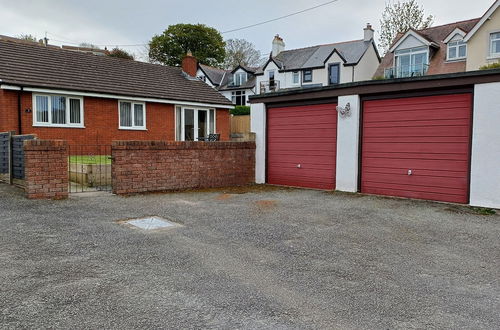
[123,216,179,230]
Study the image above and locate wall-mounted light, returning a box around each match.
[336,103,351,118]
[25,108,32,113]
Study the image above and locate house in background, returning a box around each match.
[0,38,233,144]
[465,0,500,70]
[375,0,500,78]
[255,24,381,94]
[196,63,257,106]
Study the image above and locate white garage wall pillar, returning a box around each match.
[251,103,266,183]
[470,83,500,209]
[335,95,361,192]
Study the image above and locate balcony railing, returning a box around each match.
[259,80,280,94]
[384,64,430,79]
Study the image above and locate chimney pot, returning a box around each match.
[364,23,374,41]
[272,34,285,57]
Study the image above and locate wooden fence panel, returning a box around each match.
[231,115,251,134]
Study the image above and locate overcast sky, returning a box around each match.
[0,0,493,60]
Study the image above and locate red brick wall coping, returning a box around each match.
[112,140,256,150]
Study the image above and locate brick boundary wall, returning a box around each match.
[112,141,255,195]
[24,140,68,199]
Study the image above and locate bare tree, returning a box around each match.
[79,42,100,49]
[379,0,434,54]
[223,39,262,69]
[17,34,38,42]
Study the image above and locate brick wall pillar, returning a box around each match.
[24,140,68,199]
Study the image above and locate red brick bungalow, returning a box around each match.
[0,39,233,145]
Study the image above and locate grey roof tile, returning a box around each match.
[0,40,232,106]
[256,39,372,74]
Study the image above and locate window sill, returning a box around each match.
[33,124,85,129]
[486,55,500,60]
[119,127,147,131]
[445,58,466,62]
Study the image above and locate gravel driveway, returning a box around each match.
[0,183,499,329]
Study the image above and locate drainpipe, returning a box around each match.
[17,87,23,135]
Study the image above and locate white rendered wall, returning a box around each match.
[251,103,266,183]
[470,83,500,209]
[335,95,361,192]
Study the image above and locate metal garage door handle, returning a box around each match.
[297,164,302,169]
[408,169,413,176]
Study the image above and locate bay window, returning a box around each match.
[33,94,83,127]
[119,101,146,130]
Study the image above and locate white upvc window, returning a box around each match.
[33,94,84,128]
[490,32,500,58]
[119,101,146,130]
[175,106,216,141]
[292,71,300,85]
[234,72,247,86]
[447,40,467,60]
[394,46,429,77]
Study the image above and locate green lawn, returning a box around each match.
[69,155,112,165]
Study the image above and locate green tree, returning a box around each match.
[107,47,135,60]
[223,39,262,69]
[379,0,434,54]
[149,24,225,67]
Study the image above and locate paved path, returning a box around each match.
[1,184,499,329]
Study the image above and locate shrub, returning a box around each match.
[231,105,250,116]
[372,75,386,80]
[479,61,500,70]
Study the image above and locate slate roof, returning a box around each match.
[374,18,481,77]
[198,63,256,91]
[256,39,375,74]
[0,39,232,106]
[198,64,228,87]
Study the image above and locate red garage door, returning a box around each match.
[267,103,337,190]
[361,94,472,203]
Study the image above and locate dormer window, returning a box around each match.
[447,40,467,60]
[233,72,247,86]
[392,46,429,78]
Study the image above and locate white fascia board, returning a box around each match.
[2,86,234,109]
[0,84,22,91]
[464,1,500,42]
[443,28,467,43]
[389,30,433,52]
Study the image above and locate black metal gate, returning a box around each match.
[68,145,112,193]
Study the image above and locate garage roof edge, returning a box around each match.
[249,69,500,104]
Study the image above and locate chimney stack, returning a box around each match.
[272,35,285,57]
[364,23,374,41]
[181,51,198,77]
